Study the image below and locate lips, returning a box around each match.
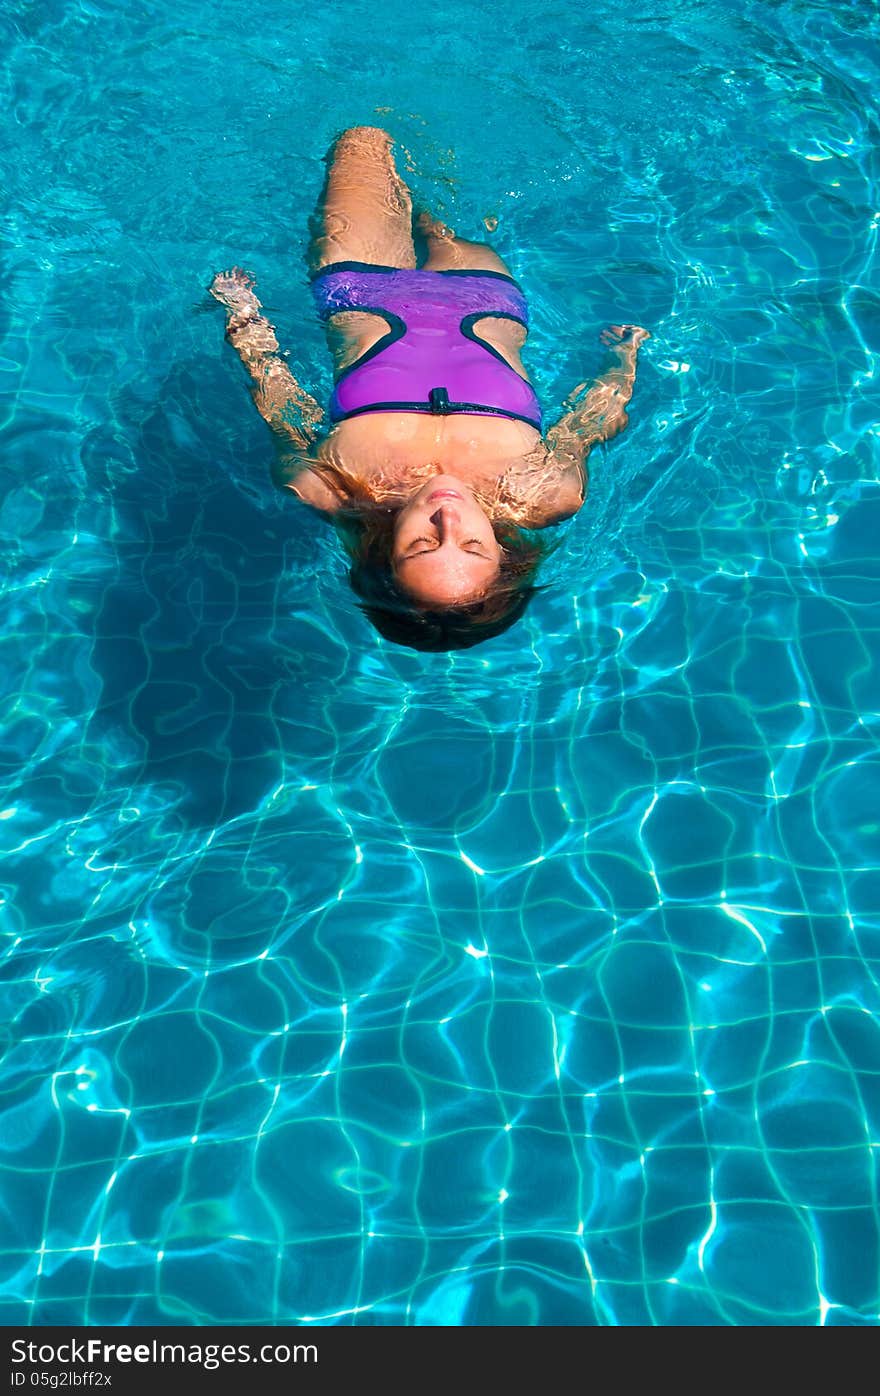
[426,489,463,502]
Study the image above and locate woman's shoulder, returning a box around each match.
[498,451,587,529]
[272,451,348,514]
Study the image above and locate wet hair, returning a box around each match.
[339,507,549,652]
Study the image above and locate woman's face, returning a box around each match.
[391,475,502,606]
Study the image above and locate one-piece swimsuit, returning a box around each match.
[311,260,543,431]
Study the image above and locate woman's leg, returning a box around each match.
[416,212,513,276]
[417,214,529,376]
[308,127,417,274]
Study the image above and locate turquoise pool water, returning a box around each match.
[1,0,878,1326]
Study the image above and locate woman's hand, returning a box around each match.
[600,323,651,351]
[210,266,324,455]
[209,266,262,330]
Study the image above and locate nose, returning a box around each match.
[429,503,460,537]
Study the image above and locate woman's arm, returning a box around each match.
[543,324,651,514]
[209,267,340,512]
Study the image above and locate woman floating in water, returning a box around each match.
[210,126,649,651]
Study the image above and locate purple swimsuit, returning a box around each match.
[311,260,543,431]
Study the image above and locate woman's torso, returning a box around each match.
[310,310,571,526]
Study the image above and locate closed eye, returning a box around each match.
[401,537,493,561]
[404,535,438,557]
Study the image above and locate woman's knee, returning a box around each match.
[327,126,391,158]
